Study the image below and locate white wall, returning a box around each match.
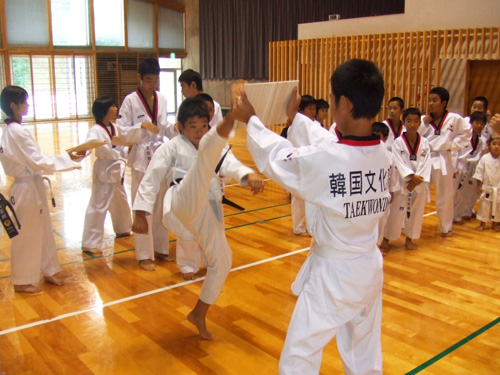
[298,0,500,39]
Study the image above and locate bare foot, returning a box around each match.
[462,215,472,220]
[115,232,131,238]
[182,272,196,280]
[405,238,418,250]
[493,223,500,232]
[138,259,156,271]
[294,231,311,237]
[154,252,173,262]
[14,284,43,294]
[475,224,485,232]
[82,247,102,255]
[453,219,463,225]
[441,231,453,237]
[187,310,214,340]
[379,238,390,253]
[44,273,65,286]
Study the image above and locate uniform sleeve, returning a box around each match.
[287,112,335,147]
[86,126,118,160]
[218,148,254,186]
[473,157,485,182]
[451,117,472,151]
[246,115,305,197]
[210,102,224,128]
[15,125,74,174]
[133,142,175,213]
[116,96,148,143]
[416,141,432,182]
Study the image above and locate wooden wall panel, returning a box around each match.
[269,27,500,122]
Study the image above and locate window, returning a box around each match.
[51,0,90,47]
[158,6,185,50]
[5,0,49,47]
[127,0,154,50]
[94,0,125,47]
[9,56,34,120]
[159,58,182,123]
[32,56,55,120]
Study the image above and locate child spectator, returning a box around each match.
[81,96,132,255]
[179,69,223,127]
[419,87,471,236]
[383,97,405,151]
[453,111,488,224]
[473,135,500,231]
[0,86,81,293]
[314,98,329,127]
[380,108,431,251]
[116,57,176,271]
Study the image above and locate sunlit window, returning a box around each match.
[94,0,125,47]
[5,0,49,46]
[158,6,185,50]
[51,0,90,47]
[127,0,154,49]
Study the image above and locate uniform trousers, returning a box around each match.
[431,167,454,233]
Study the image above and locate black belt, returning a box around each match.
[0,193,21,238]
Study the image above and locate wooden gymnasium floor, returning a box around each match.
[0,120,499,375]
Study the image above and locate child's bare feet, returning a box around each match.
[14,284,43,294]
[476,223,485,232]
[441,231,453,237]
[154,252,173,262]
[294,231,311,237]
[82,247,102,255]
[453,219,463,225]
[492,223,500,232]
[138,259,155,271]
[44,273,65,286]
[115,232,131,238]
[187,310,214,340]
[182,272,196,280]
[379,238,390,253]
[405,238,418,250]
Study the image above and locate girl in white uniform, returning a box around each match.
[116,58,177,271]
[0,86,80,293]
[81,97,132,254]
[473,136,500,231]
[381,108,431,250]
[234,59,389,375]
[133,98,264,340]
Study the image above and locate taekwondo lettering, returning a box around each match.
[329,167,390,218]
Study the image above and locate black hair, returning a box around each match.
[92,96,116,124]
[472,96,489,111]
[403,107,422,121]
[1,86,28,117]
[470,111,487,125]
[178,69,203,91]
[487,135,500,146]
[330,59,384,119]
[429,87,449,108]
[315,99,329,110]
[371,122,389,138]
[177,97,210,126]
[138,57,160,77]
[388,97,405,109]
[299,95,316,112]
[195,93,214,106]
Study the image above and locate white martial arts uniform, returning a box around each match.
[81,123,132,250]
[134,129,253,303]
[0,121,75,285]
[382,119,405,151]
[250,113,389,375]
[116,89,177,261]
[453,134,487,221]
[473,152,500,223]
[210,100,223,128]
[418,111,471,233]
[384,133,431,241]
[376,146,399,244]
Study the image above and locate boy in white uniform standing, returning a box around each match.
[116,58,177,271]
[133,97,264,339]
[233,59,389,375]
[382,96,405,151]
[0,86,81,293]
[81,96,132,255]
[418,87,471,236]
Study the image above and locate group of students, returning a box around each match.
[367,92,500,253]
[2,56,500,374]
